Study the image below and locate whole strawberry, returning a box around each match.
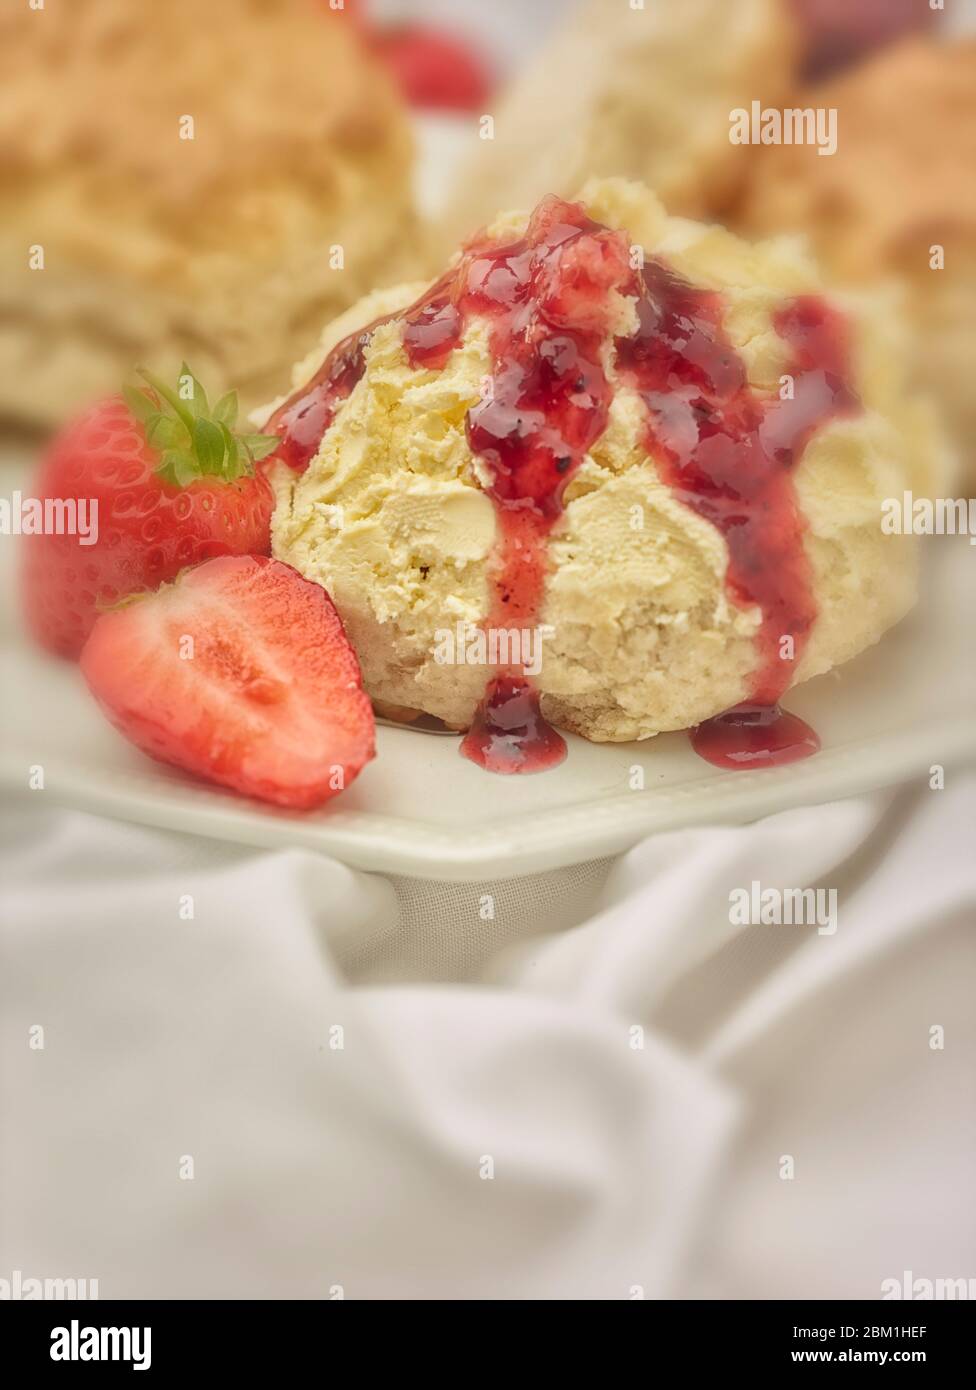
[22,365,279,658]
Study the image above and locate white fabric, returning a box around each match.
[1,778,974,1300]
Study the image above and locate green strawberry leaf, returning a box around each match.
[192,417,225,475]
[242,434,280,462]
[157,449,198,488]
[122,384,158,424]
[127,365,279,489]
[213,391,238,427]
[173,452,201,488]
[155,457,177,488]
[137,368,195,434]
[146,414,182,451]
[179,362,209,418]
[219,423,240,475]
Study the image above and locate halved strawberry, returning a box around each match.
[80,556,375,809]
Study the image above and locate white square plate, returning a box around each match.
[7,133,972,880]
[2,524,973,880]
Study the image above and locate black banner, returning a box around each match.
[2,1298,972,1374]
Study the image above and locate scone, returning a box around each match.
[0,0,415,426]
[790,0,939,78]
[740,38,976,483]
[264,179,935,753]
[434,0,796,254]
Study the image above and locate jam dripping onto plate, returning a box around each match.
[691,703,821,770]
[615,271,858,770]
[266,199,859,775]
[403,198,632,773]
[460,674,568,774]
[614,275,855,706]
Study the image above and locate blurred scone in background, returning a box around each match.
[0,0,416,427]
[738,36,976,483]
[4,0,972,491]
[420,0,973,483]
[434,0,797,252]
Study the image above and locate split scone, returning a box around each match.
[265,179,940,744]
[0,0,416,426]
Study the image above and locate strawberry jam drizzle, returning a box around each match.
[266,277,455,472]
[267,198,860,774]
[616,275,857,705]
[403,198,633,773]
[267,317,383,472]
[615,278,857,768]
[613,273,858,769]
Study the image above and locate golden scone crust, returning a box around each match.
[433,0,796,256]
[740,38,976,484]
[0,0,416,424]
[271,181,934,744]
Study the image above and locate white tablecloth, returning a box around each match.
[1,776,974,1300]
